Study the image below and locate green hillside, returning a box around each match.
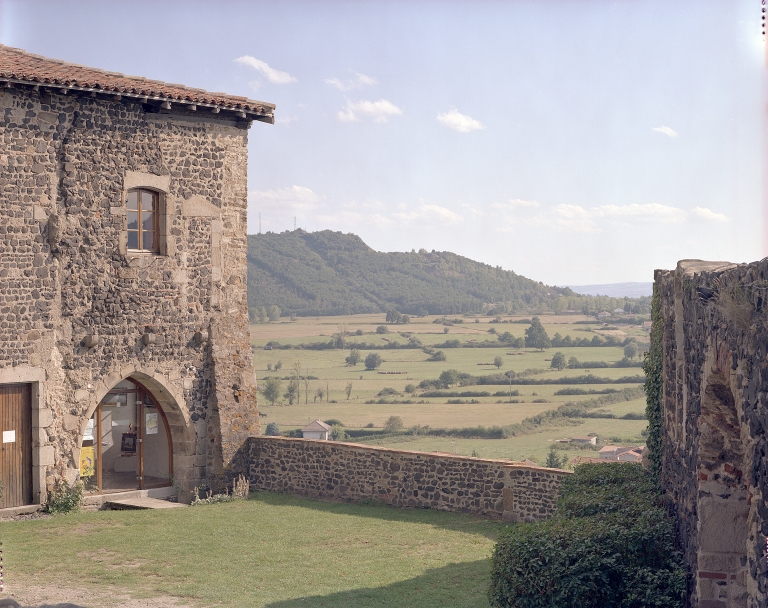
[246,230,648,317]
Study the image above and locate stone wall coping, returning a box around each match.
[255,436,510,463]
[253,436,571,474]
[503,463,572,475]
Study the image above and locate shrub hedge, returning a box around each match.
[489,463,685,608]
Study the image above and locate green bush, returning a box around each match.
[265,422,281,436]
[489,463,685,608]
[330,424,347,441]
[364,352,382,370]
[46,479,84,515]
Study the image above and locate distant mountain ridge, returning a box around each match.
[565,282,653,298]
[246,230,646,316]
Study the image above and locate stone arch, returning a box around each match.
[77,366,198,492]
[695,350,750,607]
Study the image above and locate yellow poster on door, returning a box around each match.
[80,446,95,478]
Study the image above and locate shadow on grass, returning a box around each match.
[263,559,493,608]
[248,491,507,541]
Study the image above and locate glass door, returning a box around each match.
[80,379,171,494]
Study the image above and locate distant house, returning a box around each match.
[570,436,597,446]
[302,420,331,440]
[613,308,625,315]
[617,449,643,463]
[598,445,644,462]
[598,445,635,460]
[597,311,611,319]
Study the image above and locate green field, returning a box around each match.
[251,314,649,464]
[2,493,503,607]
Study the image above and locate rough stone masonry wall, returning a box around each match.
[246,437,569,520]
[0,85,259,500]
[658,259,768,608]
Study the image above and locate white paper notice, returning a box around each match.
[83,419,95,441]
[2,430,15,443]
[145,412,158,435]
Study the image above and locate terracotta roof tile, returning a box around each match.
[0,45,275,118]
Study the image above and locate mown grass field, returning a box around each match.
[251,313,650,464]
[2,493,504,608]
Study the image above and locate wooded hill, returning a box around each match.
[246,230,649,317]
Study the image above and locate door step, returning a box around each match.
[106,497,186,510]
[0,503,41,518]
[83,486,178,510]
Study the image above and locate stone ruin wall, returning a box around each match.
[0,85,259,500]
[246,436,569,521]
[658,259,768,608]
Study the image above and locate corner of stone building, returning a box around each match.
[657,258,768,608]
[207,314,260,485]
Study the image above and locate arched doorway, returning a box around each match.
[80,378,173,493]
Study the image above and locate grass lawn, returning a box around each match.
[2,493,505,608]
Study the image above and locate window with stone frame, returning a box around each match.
[126,188,159,252]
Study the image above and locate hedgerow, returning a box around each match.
[489,463,685,608]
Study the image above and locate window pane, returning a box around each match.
[141,190,156,210]
[127,211,138,231]
[127,191,138,210]
[127,231,139,249]
[143,231,155,251]
[142,210,154,231]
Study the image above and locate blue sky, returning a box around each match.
[0,0,763,285]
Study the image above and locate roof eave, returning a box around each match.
[0,77,275,124]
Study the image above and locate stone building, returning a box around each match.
[0,45,272,509]
[657,259,768,608]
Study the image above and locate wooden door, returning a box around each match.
[0,384,33,508]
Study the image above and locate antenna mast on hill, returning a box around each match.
[294,216,297,231]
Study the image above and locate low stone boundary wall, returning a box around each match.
[245,437,569,521]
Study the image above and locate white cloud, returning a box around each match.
[436,108,485,133]
[234,56,297,84]
[338,99,403,123]
[593,203,686,223]
[325,72,377,91]
[249,185,320,212]
[549,203,727,231]
[393,204,463,225]
[689,206,728,222]
[652,125,678,138]
[316,210,394,227]
[275,114,298,125]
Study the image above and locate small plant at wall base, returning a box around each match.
[45,479,84,515]
[643,284,663,478]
